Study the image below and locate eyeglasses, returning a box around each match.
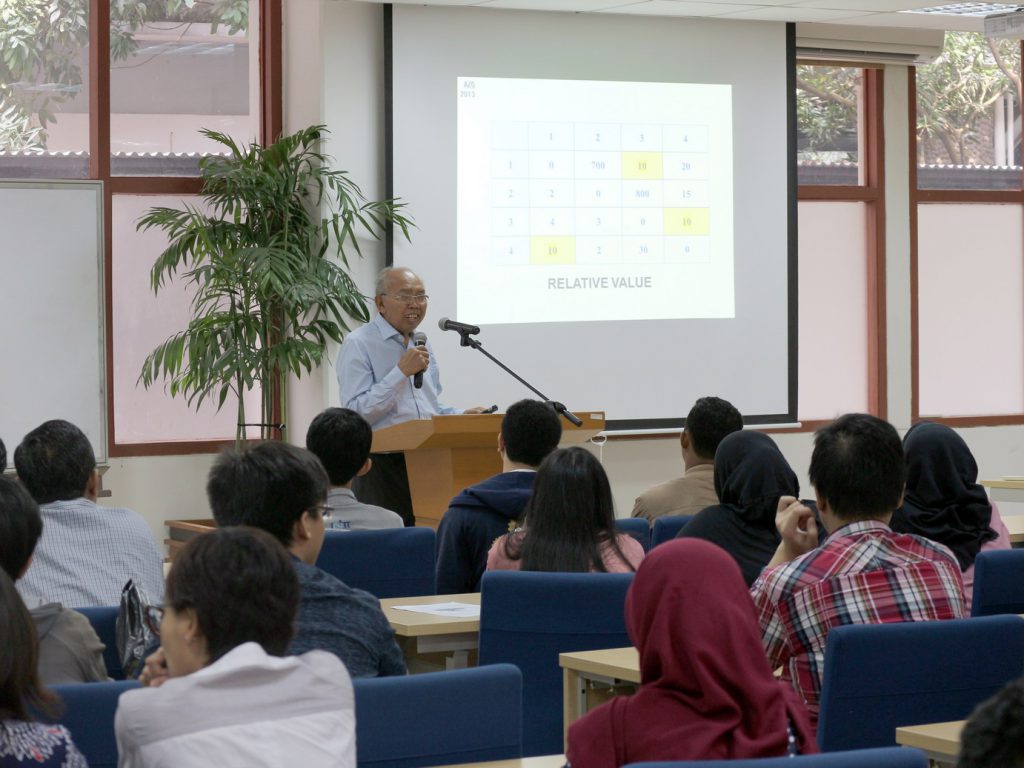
[384,293,429,305]
[144,604,164,637]
[309,503,334,522]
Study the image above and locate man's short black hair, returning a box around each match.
[501,400,563,467]
[685,396,744,459]
[305,408,372,486]
[959,678,1024,768]
[166,526,299,663]
[14,420,95,504]
[0,436,7,470]
[206,442,328,548]
[0,477,42,581]
[809,413,906,521]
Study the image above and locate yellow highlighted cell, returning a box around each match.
[621,152,663,180]
[664,208,710,236]
[530,237,576,265]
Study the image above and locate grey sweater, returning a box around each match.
[32,603,108,684]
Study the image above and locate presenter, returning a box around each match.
[336,267,487,525]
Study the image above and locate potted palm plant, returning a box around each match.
[137,125,412,444]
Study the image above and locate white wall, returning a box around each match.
[101,3,1024,552]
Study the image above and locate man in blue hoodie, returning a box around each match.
[435,399,562,594]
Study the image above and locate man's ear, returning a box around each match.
[497,433,506,455]
[292,513,313,543]
[356,457,373,478]
[85,470,99,501]
[680,432,691,450]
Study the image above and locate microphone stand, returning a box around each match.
[452,329,583,427]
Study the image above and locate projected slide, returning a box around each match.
[457,77,735,325]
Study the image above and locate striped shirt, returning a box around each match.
[17,498,165,609]
[750,519,965,722]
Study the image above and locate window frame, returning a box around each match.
[85,0,283,457]
[910,42,1024,427]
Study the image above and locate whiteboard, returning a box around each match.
[0,181,107,466]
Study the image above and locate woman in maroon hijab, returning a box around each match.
[565,538,817,767]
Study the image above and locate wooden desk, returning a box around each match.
[432,756,565,768]
[982,479,1024,506]
[380,593,481,671]
[165,518,216,560]
[895,720,963,764]
[560,647,639,745]
[1004,514,1024,544]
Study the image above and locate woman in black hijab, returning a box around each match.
[677,431,801,586]
[890,421,1009,611]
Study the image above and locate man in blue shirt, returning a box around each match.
[336,267,486,524]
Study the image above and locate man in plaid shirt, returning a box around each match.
[750,413,965,724]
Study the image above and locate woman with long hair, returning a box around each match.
[0,569,86,767]
[486,446,643,573]
[890,421,1010,612]
[566,538,818,766]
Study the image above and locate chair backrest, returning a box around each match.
[816,616,1024,752]
[623,747,928,767]
[77,605,124,680]
[971,549,1024,616]
[650,515,693,548]
[316,527,436,598]
[614,518,651,552]
[478,570,634,756]
[50,680,141,768]
[353,663,522,768]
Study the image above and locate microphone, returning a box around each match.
[438,317,481,336]
[411,332,427,389]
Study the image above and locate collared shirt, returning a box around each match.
[17,498,165,609]
[290,558,407,678]
[631,463,718,522]
[326,487,403,530]
[335,313,460,429]
[750,519,965,721]
[115,642,354,768]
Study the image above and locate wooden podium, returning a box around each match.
[371,411,606,528]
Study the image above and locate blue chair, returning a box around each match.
[353,663,522,768]
[615,517,651,552]
[50,680,141,768]
[77,606,124,680]
[316,527,436,598]
[971,549,1024,616]
[624,747,928,767]
[816,616,1024,751]
[650,515,693,548]
[478,571,633,756]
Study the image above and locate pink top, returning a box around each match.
[963,501,1012,613]
[485,532,645,574]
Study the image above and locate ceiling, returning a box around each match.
[344,0,1021,31]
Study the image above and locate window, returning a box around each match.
[0,0,280,455]
[916,32,1021,191]
[796,66,884,424]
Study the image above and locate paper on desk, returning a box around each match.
[391,602,481,618]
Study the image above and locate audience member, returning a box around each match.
[890,421,1010,613]
[751,413,965,724]
[631,396,742,523]
[957,677,1024,768]
[677,431,800,586]
[14,420,164,608]
[305,408,403,530]
[116,527,354,767]
[0,477,105,684]
[206,441,405,677]
[436,400,562,594]
[0,569,87,767]
[0,436,6,471]
[567,539,817,766]
[487,446,644,574]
